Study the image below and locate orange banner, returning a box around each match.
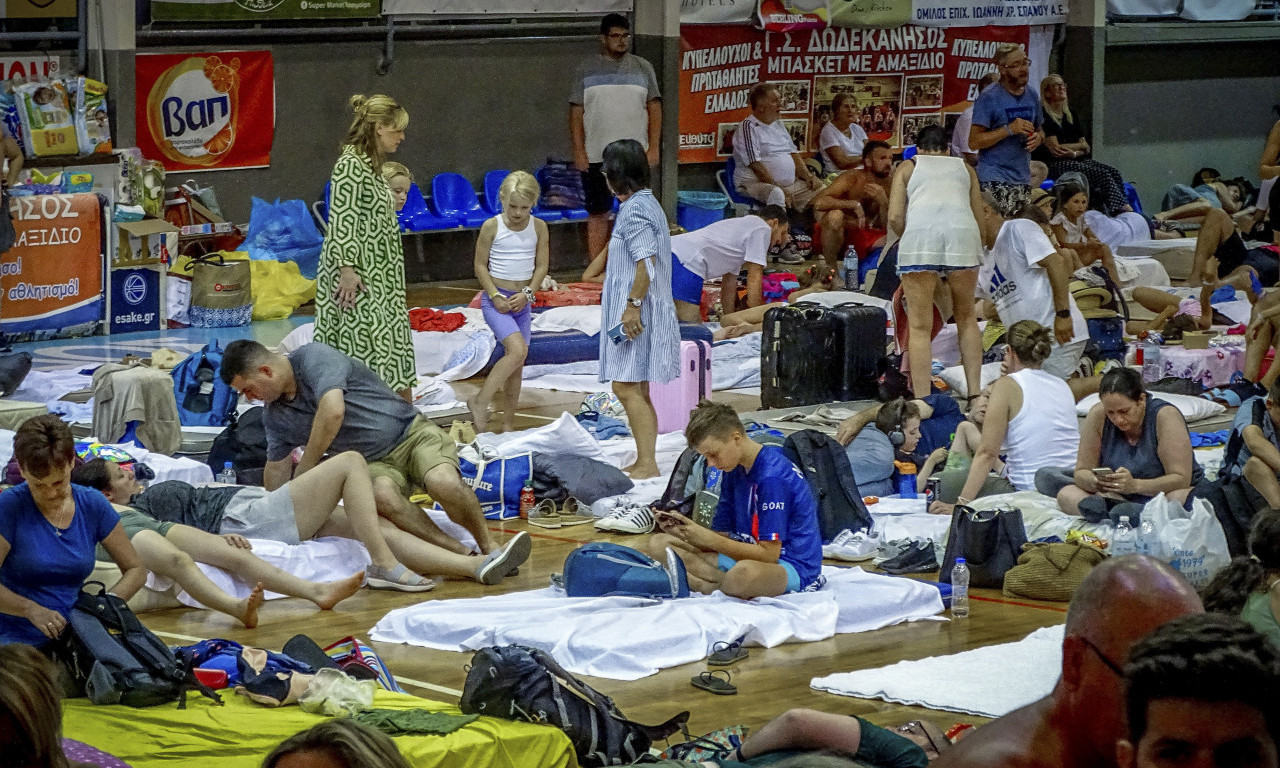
[135,51,274,172]
[0,193,103,338]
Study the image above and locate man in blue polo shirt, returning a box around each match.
[644,402,823,598]
[969,43,1044,217]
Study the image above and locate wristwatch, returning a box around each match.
[1055,309,1071,319]
[627,297,644,308]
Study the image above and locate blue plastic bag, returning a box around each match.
[246,197,324,279]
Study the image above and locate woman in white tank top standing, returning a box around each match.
[929,320,1080,515]
[888,123,985,400]
[469,171,549,433]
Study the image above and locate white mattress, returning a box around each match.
[1116,239,1197,281]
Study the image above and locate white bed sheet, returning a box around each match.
[521,334,764,393]
[370,565,943,681]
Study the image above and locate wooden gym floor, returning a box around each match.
[116,272,1069,754]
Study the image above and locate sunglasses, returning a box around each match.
[1077,636,1125,677]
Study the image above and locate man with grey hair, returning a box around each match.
[932,556,1204,768]
[968,43,1044,217]
[732,82,825,213]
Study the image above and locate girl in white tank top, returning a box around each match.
[470,171,550,433]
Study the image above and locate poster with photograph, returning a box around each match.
[678,23,1038,163]
[900,113,942,146]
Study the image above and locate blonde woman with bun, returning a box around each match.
[929,320,1080,515]
[316,94,415,401]
[468,171,549,433]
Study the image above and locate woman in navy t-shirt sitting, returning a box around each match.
[643,401,823,599]
[0,415,145,648]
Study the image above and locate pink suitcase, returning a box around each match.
[651,340,712,434]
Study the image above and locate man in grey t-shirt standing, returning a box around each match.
[220,340,530,583]
[570,12,662,261]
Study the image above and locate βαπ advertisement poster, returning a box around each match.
[135,51,275,172]
[678,23,1031,164]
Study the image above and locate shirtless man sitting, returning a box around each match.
[814,140,894,270]
[933,556,1204,768]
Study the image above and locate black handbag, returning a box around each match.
[940,505,1028,588]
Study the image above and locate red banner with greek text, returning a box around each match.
[135,51,275,172]
[678,24,1028,163]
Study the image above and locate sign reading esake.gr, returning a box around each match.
[135,51,275,172]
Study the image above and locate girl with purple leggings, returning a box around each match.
[468,171,550,433]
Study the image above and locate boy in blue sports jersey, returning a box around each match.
[644,401,824,598]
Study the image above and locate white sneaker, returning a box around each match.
[603,504,655,534]
[822,530,881,562]
[594,500,631,531]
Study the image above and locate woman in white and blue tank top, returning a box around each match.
[469,171,549,433]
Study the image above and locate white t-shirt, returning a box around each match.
[671,216,771,279]
[980,218,1087,342]
[1050,211,1088,244]
[818,121,868,175]
[733,114,798,188]
[950,106,975,158]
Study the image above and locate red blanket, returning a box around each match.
[409,307,466,332]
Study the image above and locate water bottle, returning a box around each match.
[216,461,237,485]
[895,460,918,499]
[843,245,858,290]
[1113,515,1136,557]
[1141,339,1162,383]
[1138,516,1157,557]
[951,558,970,618]
[519,480,535,520]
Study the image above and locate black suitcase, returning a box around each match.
[761,303,887,408]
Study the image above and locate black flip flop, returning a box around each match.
[691,669,737,695]
[707,636,748,666]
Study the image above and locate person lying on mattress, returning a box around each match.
[711,707,930,768]
[72,458,366,626]
[928,320,1080,515]
[1117,613,1280,768]
[0,415,146,649]
[1038,367,1201,525]
[219,339,531,584]
[932,556,1203,768]
[835,395,967,497]
[642,400,823,599]
[82,451,526,589]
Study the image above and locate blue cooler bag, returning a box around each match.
[562,542,690,599]
[449,452,532,520]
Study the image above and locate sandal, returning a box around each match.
[692,669,737,695]
[527,499,562,529]
[707,636,748,666]
[366,563,439,593]
[556,497,596,527]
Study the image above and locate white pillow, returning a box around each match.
[1075,391,1225,423]
[795,291,890,310]
[530,305,602,336]
[936,362,1003,398]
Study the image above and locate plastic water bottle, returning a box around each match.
[843,245,858,290]
[519,480,535,520]
[951,558,970,618]
[1113,515,1136,557]
[895,461,918,499]
[1141,340,1162,383]
[1138,516,1157,557]
[216,461,237,485]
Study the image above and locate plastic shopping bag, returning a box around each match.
[246,197,324,279]
[1143,493,1231,589]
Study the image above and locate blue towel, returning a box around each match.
[576,411,631,440]
[1190,429,1230,448]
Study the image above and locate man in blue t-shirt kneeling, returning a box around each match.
[643,401,823,599]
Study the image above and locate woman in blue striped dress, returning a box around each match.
[599,139,680,479]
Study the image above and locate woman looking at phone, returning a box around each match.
[1056,367,1201,523]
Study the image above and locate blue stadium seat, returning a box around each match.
[902,145,918,160]
[482,169,509,216]
[721,157,760,213]
[431,173,490,228]
[1124,182,1143,215]
[1040,179,1056,190]
[400,182,461,231]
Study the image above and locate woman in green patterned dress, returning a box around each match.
[316,94,415,401]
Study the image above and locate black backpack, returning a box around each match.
[53,583,221,708]
[782,429,874,542]
[460,645,687,767]
[207,406,267,485]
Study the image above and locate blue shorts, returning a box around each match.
[480,288,532,346]
[717,553,802,593]
[671,253,704,305]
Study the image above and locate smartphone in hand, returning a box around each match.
[608,322,627,344]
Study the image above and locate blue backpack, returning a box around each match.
[172,341,238,427]
[562,542,689,599]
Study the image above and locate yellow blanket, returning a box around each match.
[63,689,576,768]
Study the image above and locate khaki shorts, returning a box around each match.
[367,416,459,496]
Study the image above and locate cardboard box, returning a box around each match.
[1182,331,1216,350]
[116,218,178,267]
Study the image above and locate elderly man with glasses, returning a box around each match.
[933,556,1204,768]
[968,42,1045,217]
